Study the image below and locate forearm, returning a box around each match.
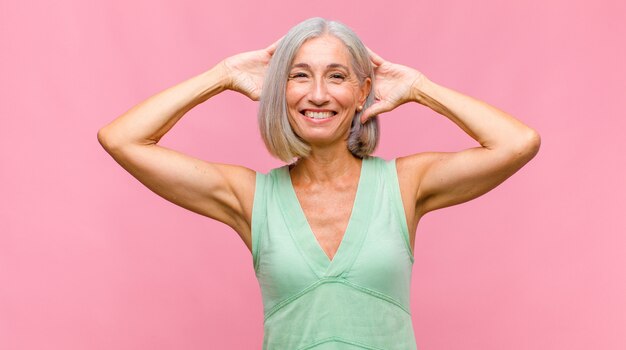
[98,63,228,149]
[413,77,540,152]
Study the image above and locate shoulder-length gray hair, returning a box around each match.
[258,17,379,163]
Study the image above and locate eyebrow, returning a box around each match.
[291,63,350,71]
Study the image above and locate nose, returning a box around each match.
[308,78,330,105]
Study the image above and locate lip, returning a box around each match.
[299,109,338,124]
[299,108,337,114]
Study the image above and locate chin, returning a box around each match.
[290,118,353,146]
[298,130,350,148]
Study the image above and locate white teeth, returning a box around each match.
[304,111,334,119]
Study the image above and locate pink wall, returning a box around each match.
[2,0,625,349]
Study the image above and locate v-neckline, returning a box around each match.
[276,156,377,277]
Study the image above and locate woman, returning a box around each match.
[98,17,540,349]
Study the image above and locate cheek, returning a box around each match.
[328,85,359,106]
[286,83,308,105]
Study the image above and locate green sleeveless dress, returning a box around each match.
[252,156,417,349]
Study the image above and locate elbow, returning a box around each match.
[97,125,156,160]
[524,128,541,157]
[97,126,115,152]
[97,125,126,154]
[511,128,541,163]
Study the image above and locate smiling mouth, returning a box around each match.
[301,110,337,120]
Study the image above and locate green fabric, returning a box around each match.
[252,156,416,349]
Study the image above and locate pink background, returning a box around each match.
[2,0,625,349]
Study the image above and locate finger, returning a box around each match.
[266,36,284,55]
[366,47,385,66]
[360,101,392,124]
[249,88,261,101]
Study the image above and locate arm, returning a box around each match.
[362,50,541,217]
[97,43,276,246]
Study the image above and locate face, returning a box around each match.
[286,35,371,148]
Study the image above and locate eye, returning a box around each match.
[329,73,346,81]
[288,72,309,80]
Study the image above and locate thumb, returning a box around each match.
[361,101,392,124]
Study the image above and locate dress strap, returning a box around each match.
[384,158,414,262]
[251,171,268,272]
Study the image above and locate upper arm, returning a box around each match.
[98,136,256,236]
[398,131,540,216]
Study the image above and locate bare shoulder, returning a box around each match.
[207,162,257,236]
[222,163,257,223]
[170,159,258,252]
[389,153,442,242]
[395,152,442,194]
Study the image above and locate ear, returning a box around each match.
[359,77,372,106]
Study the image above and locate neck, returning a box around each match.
[290,143,362,185]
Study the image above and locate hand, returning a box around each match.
[361,48,426,123]
[220,40,278,101]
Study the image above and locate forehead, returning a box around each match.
[292,35,352,68]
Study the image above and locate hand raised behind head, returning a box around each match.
[220,40,278,101]
[361,48,426,123]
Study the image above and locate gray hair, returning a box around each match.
[258,17,379,163]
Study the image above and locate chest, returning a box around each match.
[293,184,357,260]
